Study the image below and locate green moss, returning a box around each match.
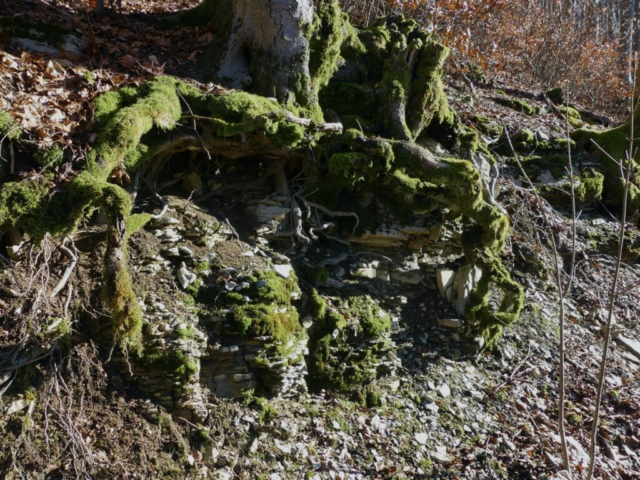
[221,291,244,306]
[83,70,95,84]
[141,348,198,382]
[546,87,564,104]
[0,177,87,241]
[308,288,327,319]
[176,324,197,339]
[572,118,640,209]
[319,83,376,118]
[559,106,583,128]
[94,76,181,172]
[464,250,525,349]
[0,110,20,140]
[550,137,576,150]
[405,39,455,139]
[347,296,391,337]
[176,81,209,114]
[304,265,329,286]
[194,261,210,274]
[305,0,353,108]
[206,91,305,146]
[307,294,392,392]
[231,304,302,343]
[495,96,539,116]
[34,145,64,167]
[124,213,152,239]
[94,87,140,125]
[208,269,307,359]
[186,277,203,297]
[473,115,503,138]
[104,255,143,354]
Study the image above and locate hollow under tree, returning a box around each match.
[0,0,524,356]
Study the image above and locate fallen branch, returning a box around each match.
[266,111,343,134]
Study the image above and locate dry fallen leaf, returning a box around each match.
[45,60,66,79]
[119,54,137,69]
[1,52,20,70]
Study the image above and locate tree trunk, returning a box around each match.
[202,0,316,107]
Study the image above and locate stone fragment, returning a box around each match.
[246,204,291,223]
[437,384,451,398]
[376,268,390,282]
[182,172,203,194]
[274,264,293,279]
[325,278,344,289]
[430,451,453,465]
[452,264,483,315]
[438,318,463,329]
[202,446,219,464]
[415,432,428,445]
[354,267,377,279]
[391,269,423,284]
[436,269,455,301]
[536,130,550,141]
[178,246,194,258]
[162,247,180,257]
[616,336,640,359]
[177,262,197,289]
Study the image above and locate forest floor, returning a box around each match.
[1,1,640,479]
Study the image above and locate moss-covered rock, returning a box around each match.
[495,95,539,116]
[559,106,584,128]
[546,87,564,105]
[216,270,306,359]
[308,293,394,393]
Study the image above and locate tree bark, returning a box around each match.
[202,0,315,106]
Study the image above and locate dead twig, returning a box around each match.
[585,59,640,480]
[50,241,78,298]
[504,126,572,478]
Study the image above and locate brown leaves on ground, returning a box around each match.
[0,0,202,151]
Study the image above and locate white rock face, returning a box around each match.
[436,269,455,300]
[452,264,483,315]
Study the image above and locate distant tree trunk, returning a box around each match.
[628,0,638,84]
[636,0,640,52]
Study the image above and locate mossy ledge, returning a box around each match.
[572,112,640,211]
